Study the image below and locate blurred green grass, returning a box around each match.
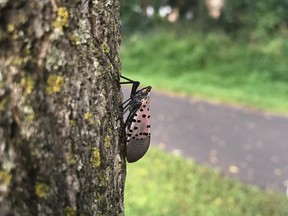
[121,30,288,115]
[125,148,288,216]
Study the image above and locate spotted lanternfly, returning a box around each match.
[120,75,152,163]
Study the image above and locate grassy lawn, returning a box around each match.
[125,148,288,216]
[121,30,288,115]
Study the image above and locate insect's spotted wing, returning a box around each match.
[125,89,151,163]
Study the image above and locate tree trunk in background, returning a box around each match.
[0,0,125,215]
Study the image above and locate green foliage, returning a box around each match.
[120,0,152,32]
[219,0,288,39]
[125,148,288,215]
[121,1,288,40]
[120,0,207,33]
[121,30,288,114]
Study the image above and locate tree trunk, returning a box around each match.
[0,0,125,215]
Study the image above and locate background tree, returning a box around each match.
[0,0,125,215]
[120,0,288,39]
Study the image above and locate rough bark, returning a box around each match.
[0,0,125,215]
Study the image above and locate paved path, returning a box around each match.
[123,88,288,192]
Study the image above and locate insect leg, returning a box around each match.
[123,100,139,114]
[120,75,140,97]
[120,75,136,83]
[123,100,133,114]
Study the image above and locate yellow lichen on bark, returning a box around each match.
[64,207,77,216]
[20,76,34,95]
[0,170,12,186]
[90,147,101,168]
[105,135,111,149]
[101,43,110,53]
[46,75,64,94]
[35,182,50,198]
[0,97,8,111]
[70,34,79,46]
[84,112,94,124]
[52,7,69,31]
